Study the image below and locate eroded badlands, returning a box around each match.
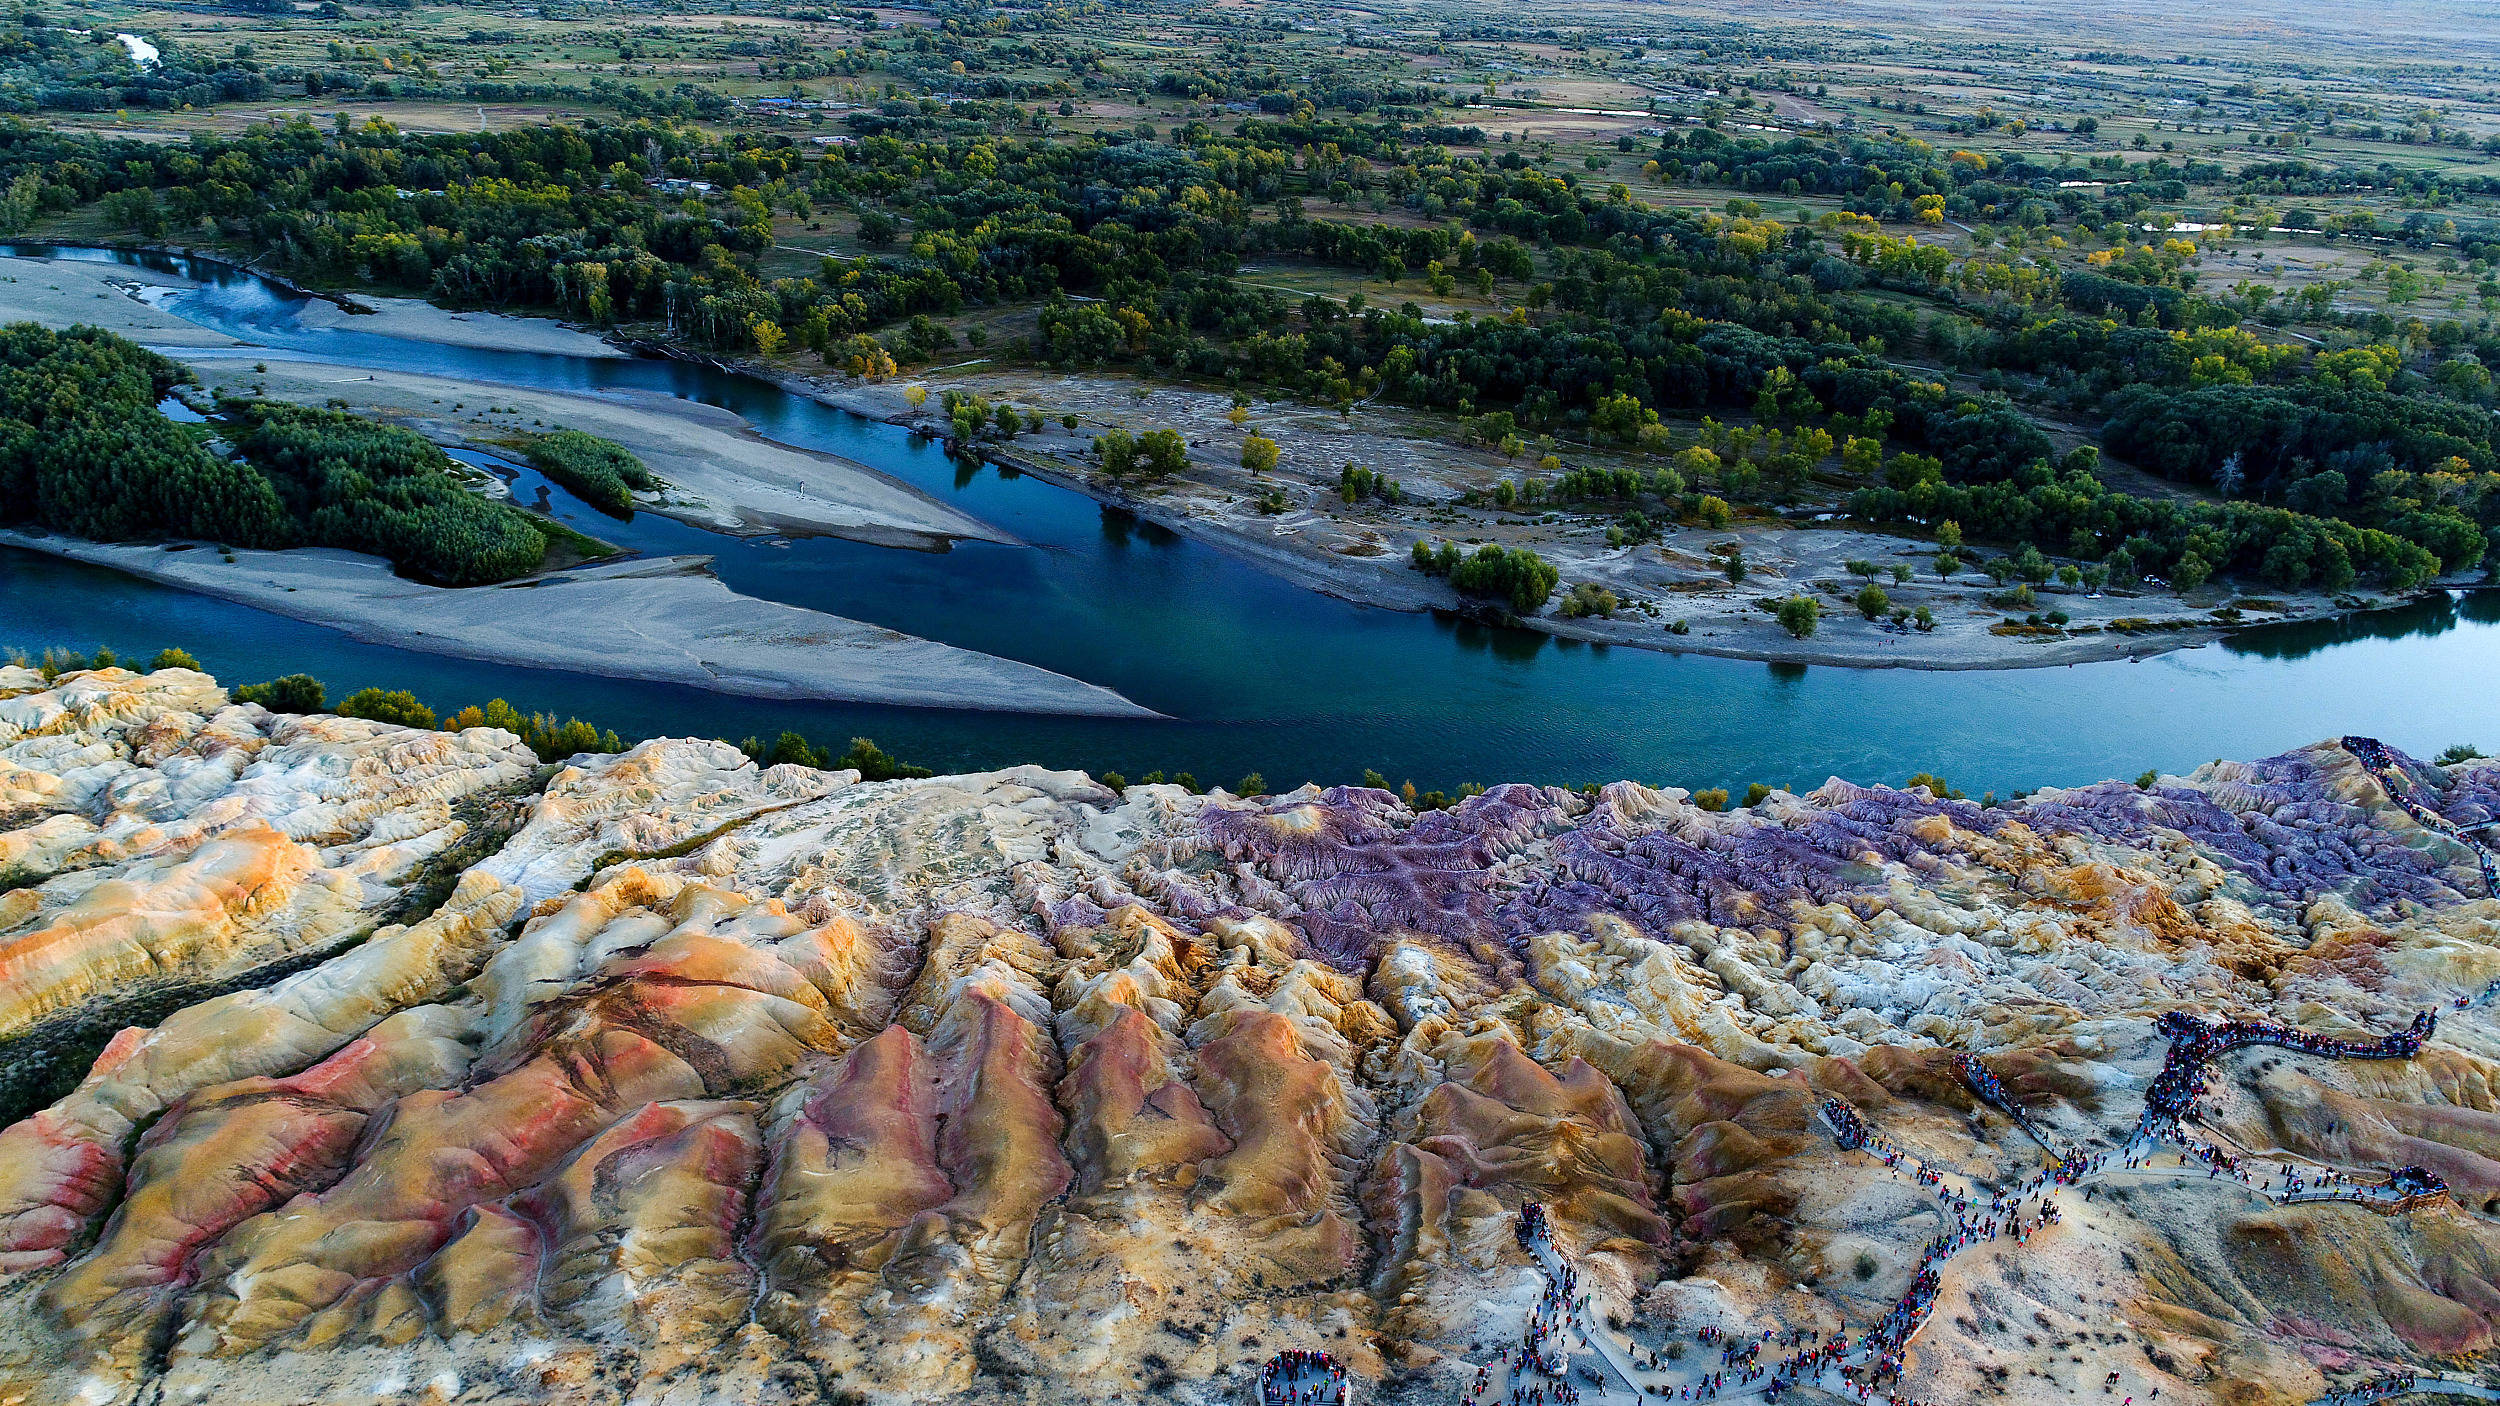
[1,663,2497,1406]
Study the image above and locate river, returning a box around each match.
[1,244,2494,795]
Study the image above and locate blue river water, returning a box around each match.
[0,244,2494,795]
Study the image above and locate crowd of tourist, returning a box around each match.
[1260,1349,1348,1406]
[2138,1008,2436,1146]
[1466,1205,1586,1406]
[1821,1097,1870,1151]
[2343,735,2500,896]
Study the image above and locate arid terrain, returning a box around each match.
[1,663,2496,1406]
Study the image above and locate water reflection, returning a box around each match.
[2226,590,2500,660]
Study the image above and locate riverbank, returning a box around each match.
[176,357,1018,551]
[0,255,242,347]
[0,532,1158,718]
[292,292,627,359]
[774,364,2408,672]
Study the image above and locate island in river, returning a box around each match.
[0,246,2465,690]
[0,253,1152,717]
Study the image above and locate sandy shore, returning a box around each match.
[295,293,627,358]
[0,532,1156,717]
[179,357,1017,551]
[785,366,2401,672]
[0,255,1011,551]
[0,255,242,347]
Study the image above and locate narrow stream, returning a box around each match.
[1,243,2494,794]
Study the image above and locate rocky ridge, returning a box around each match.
[0,664,2496,1406]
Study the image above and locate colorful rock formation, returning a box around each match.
[0,664,2496,1406]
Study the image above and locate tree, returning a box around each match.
[526,431,655,517]
[1855,583,1890,619]
[1696,495,1733,528]
[1937,520,1963,550]
[1448,544,1560,613]
[767,730,821,767]
[1777,595,1821,638]
[1722,550,1747,584]
[1241,433,1280,473]
[150,647,202,672]
[1139,428,1190,477]
[904,384,929,410]
[1093,428,1138,476]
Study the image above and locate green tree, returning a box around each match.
[1448,544,1560,613]
[525,431,655,517]
[1776,595,1821,638]
[1855,583,1890,619]
[1093,428,1138,476]
[1138,428,1189,478]
[1240,433,1280,473]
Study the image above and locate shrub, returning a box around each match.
[335,687,437,729]
[1855,583,1890,619]
[149,647,202,671]
[234,673,326,713]
[1691,787,1729,812]
[1559,582,1621,618]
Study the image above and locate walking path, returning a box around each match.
[2344,736,2500,897]
[2311,1371,2500,1405]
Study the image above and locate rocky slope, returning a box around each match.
[1,663,2496,1406]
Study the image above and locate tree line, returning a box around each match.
[0,324,560,585]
